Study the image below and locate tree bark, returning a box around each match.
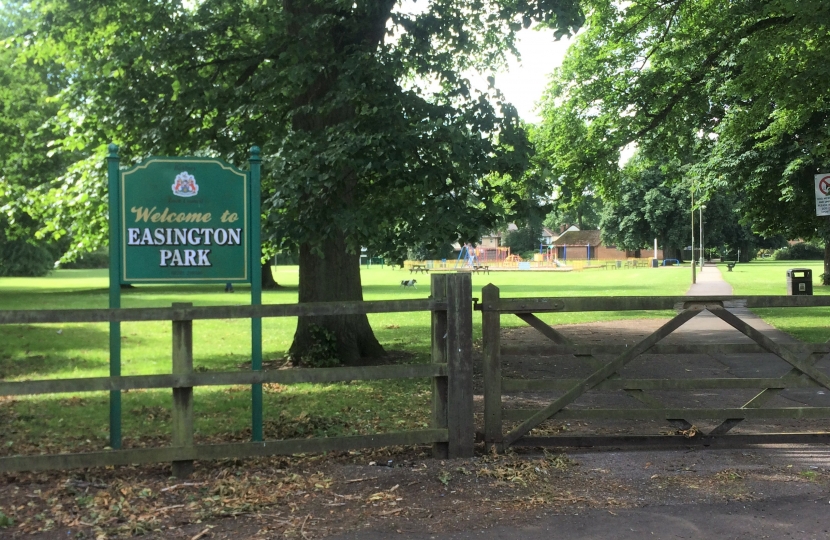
[739,242,750,263]
[289,232,385,366]
[261,261,280,289]
[282,0,395,365]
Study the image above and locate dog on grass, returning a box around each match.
[400,279,417,288]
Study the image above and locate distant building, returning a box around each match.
[551,230,663,261]
[480,224,566,249]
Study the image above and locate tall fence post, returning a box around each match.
[171,302,194,478]
[481,284,502,451]
[446,273,474,458]
[430,273,449,459]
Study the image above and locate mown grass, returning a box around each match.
[718,259,830,343]
[0,265,693,452]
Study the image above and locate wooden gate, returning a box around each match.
[479,285,830,450]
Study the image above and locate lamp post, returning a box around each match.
[691,188,696,284]
[699,205,706,272]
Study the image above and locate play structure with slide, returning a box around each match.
[454,244,511,268]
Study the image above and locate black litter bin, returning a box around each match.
[786,268,813,295]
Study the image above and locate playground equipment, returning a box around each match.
[454,244,476,268]
[455,244,510,268]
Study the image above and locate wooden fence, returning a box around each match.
[8,275,830,474]
[479,286,830,450]
[0,273,474,475]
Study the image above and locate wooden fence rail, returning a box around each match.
[8,279,830,472]
[0,299,441,324]
[0,274,475,475]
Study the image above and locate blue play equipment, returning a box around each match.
[455,244,477,268]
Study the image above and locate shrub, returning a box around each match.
[772,243,824,261]
[0,238,54,276]
[59,250,109,269]
[504,226,543,254]
[298,325,341,368]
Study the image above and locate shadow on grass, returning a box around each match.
[0,325,108,379]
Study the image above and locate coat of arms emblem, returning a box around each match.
[172,172,199,197]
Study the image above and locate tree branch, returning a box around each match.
[637,0,683,71]
[633,15,795,140]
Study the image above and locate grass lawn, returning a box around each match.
[0,265,693,454]
[718,259,830,343]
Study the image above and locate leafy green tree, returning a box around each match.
[544,194,601,231]
[26,0,585,363]
[535,0,830,281]
[599,157,690,259]
[503,224,544,255]
[0,3,69,275]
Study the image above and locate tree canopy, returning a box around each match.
[535,0,830,273]
[0,3,71,275]
[10,0,586,362]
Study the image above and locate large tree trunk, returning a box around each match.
[261,261,280,290]
[289,232,385,366]
[739,242,751,263]
[282,0,394,366]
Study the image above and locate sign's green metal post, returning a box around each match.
[106,144,122,449]
[249,147,263,442]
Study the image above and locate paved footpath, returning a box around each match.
[671,263,796,345]
[331,494,830,539]
[331,265,830,540]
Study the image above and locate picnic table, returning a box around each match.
[473,265,490,274]
[410,264,430,274]
[589,261,616,269]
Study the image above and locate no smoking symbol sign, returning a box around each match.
[820,176,830,196]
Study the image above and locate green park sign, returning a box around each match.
[119,158,250,282]
[105,145,265,448]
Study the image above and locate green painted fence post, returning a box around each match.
[106,143,122,450]
[249,146,263,442]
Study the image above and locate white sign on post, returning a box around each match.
[815,174,830,216]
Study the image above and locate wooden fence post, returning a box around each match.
[446,273,474,458]
[481,284,502,451]
[430,273,449,459]
[171,302,194,478]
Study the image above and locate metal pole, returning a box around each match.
[106,143,122,450]
[699,205,704,272]
[249,146,263,442]
[691,188,696,284]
